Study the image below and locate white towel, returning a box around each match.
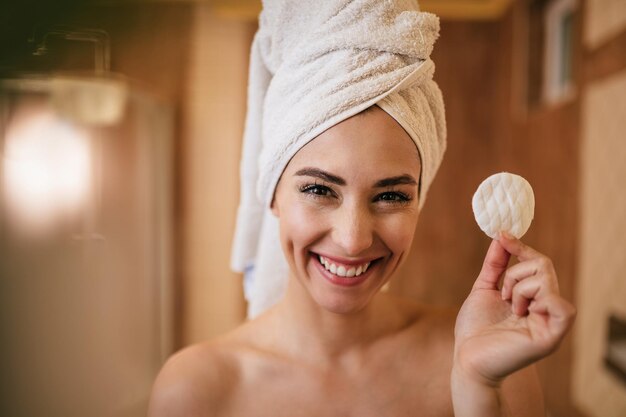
[231,0,447,318]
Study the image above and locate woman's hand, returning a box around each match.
[453,233,576,388]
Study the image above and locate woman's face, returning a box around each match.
[272,106,422,314]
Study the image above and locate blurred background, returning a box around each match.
[0,0,624,416]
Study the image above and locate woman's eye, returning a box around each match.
[375,192,411,203]
[300,184,333,197]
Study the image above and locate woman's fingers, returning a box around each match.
[497,235,562,317]
[510,276,543,316]
[473,239,511,291]
[509,275,576,346]
[501,257,559,301]
[509,279,576,359]
[527,294,577,352]
[506,257,560,317]
[497,235,576,354]
[497,233,560,304]
[498,232,541,262]
[476,235,561,319]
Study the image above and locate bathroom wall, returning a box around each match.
[584,0,626,48]
[180,4,252,344]
[572,0,626,415]
[493,2,584,415]
[574,66,626,417]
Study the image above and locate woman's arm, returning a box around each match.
[451,233,575,417]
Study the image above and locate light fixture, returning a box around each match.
[2,104,91,236]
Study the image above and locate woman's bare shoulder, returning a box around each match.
[147,317,277,417]
[147,341,235,417]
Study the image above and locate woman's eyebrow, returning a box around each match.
[374,175,417,188]
[294,168,416,188]
[294,168,346,185]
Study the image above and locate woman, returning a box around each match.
[149,1,575,416]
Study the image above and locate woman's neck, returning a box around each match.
[270,277,409,367]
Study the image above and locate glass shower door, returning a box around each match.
[0,75,174,417]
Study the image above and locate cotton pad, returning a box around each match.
[472,172,535,239]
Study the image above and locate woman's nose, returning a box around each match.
[331,203,374,256]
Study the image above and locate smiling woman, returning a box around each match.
[148,104,572,417]
[148,1,575,416]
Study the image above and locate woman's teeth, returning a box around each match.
[318,255,370,277]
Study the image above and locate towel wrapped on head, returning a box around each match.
[231,0,447,318]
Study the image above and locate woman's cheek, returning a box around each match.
[282,202,328,247]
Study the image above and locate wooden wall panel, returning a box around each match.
[498,3,585,415]
[574,0,626,415]
[180,5,252,345]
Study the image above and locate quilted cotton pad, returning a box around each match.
[472,172,535,239]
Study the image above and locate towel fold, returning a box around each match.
[231,0,447,318]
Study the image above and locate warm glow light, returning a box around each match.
[3,109,91,234]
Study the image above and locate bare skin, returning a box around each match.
[155,295,458,417]
[149,107,573,417]
[150,295,542,417]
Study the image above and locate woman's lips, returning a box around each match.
[311,252,380,287]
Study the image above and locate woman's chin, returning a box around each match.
[307,280,379,315]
